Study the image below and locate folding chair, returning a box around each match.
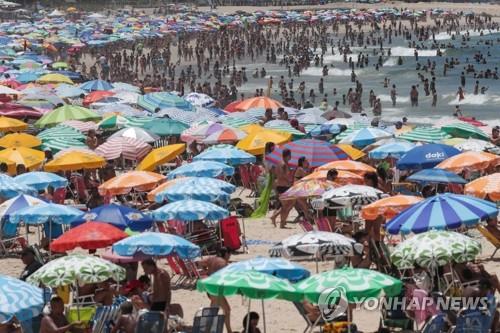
[421,313,446,333]
[293,301,326,333]
[135,311,166,333]
[298,218,314,232]
[477,225,500,258]
[192,307,224,333]
[452,308,490,333]
[166,255,185,286]
[315,217,332,232]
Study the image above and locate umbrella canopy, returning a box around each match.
[441,123,489,141]
[264,120,306,137]
[464,173,500,201]
[0,147,44,170]
[396,144,461,170]
[280,179,337,200]
[37,125,85,142]
[0,194,45,220]
[50,222,128,253]
[339,127,393,148]
[41,137,87,153]
[98,171,165,196]
[167,161,234,179]
[79,79,114,92]
[391,230,481,269]
[15,171,68,190]
[35,105,100,127]
[236,129,291,155]
[157,177,232,203]
[182,122,230,142]
[151,177,235,202]
[138,92,194,112]
[112,232,200,259]
[193,147,256,165]
[361,195,423,220]
[317,160,375,175]
[76,203,153,231]
[203,128,248,144]
[335,144,365,160]
[0,116,27,132]
[0,275,45,323]
[301,169,365,185]
[27,254,125,288]
[184,92,215,107]
[295,267,402,303]
[226,96,283,112]
[435,151,499,173]
[109,127,159,143]
[0,133,41,148]
[309,123,343,137]
[54,84,85,98]
[37,73,73,85]
[269,231,361,258]
[322,185,385,207]
[142,118,189,136]
[398,127,451,143]
[61,120,98,133]
[44,151,106,172]
[9,202,84,225]
[136,144,186,171]
[451,138,497,153]
[153,199,229,221]
[407,168,467,184]
[368,140,416,160]
[83,90,114,105]
[101,249,154,264]
[0,174,36,198]
[385,193,498,235]
[95,137,152,161]
[266,139,349,169]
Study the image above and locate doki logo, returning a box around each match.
[425,152,445,159]
[318,287,348,321]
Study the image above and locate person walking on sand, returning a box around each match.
[270,148,294,229]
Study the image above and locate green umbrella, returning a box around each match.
[27,254,125,288]
[221,117,252,128]
[142,118,189,136]
[52,62,68,69]
[390,230,482,269]
[98,115,129,129]
[441,123,489,141]
[125,116,154,128]
[41,137,87,153]
[398,127,451,143]
[37,125,86,142]
[35,105,100,128]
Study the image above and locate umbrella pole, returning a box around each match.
[347,304,351,333]
[246,298,252,333]
[49,219,52,260]
[241,217,248,254]
[315,256,319,273]
[261,299,267,333]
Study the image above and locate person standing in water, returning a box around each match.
[390,84,397,106]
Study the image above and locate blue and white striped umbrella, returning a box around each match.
[10,203,84,225]
[112,232,200,259]
[155,177,235,203]
[0,194,46,220]
[15,172,68,191]
[407,169,467,184]
[339,127,393,148]
[153,199,229,221]
[0,174,36,199]
[79,79,114,92]
[184,92,215,107]
[385,194,498,235]
[157,180,231,204]
[368,140,416,160]
[0,275,45,324]
[154,107,218,125]
[193,147,256,165]
[138,92,194,112]
[309,123,343,137]
[54,84,86,98]
[167,161,234,179]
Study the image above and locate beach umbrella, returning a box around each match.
[79,79,114,92]
[52,62,68,69]
[153,107,216,125]
[300,169,364,185]
[295,267,402,304]
[0,174,36,198]
[0,275,45,323]
[111,82,140,93]
[109,127,159,143]
[220,115,252,128]
[322,185,385,208]
[317,160,375,175]
[15,171,68,190]
[136,144,186,171]
[361,195,423,220]
[74,203,153,231]
[237,128,291,155]
[280,179,337,200]
[37,73,73,85]
[441,123,489,141]
[153,199,229,221]
[203,128,248,144]
[216,256,310,282]
[385,193,498,235]
[97,104,145,117]
[97,114,130,130]
[309,123,343,137]
[396,144,460,170]
[156,178,231,203]
[54,84,85,98]
[181,122,230,142]
[151,177,235,203]
[339,127,393,148]
[142,118,189,136]
[398,127,451,143]
[41,137,87,153]
[37,125,85,142]
[435,151,499,173]
[450,138,497,153]
[0,116,27,132]
[100,249,154,264]
[335,144,365,160]
[296,113,327,125]
[0,194,45,221]
[50,221,128,253]
[83,90,114,106]
[0,84,22,95]
[113,232,200,259]
[464,173,500,201]
[15,72,41,83]
[126,117,157,128]
[98,171,165,196]
[95,137,152,161]
[138,92,194,112]
[193,147,256,165]
[391,230,481,270]
[368,140,416,160]
[225,96,283,113]
[61,120,97,133]
[265,139,349,169]
[407,168,467,184]
[0,147,44,170]
[0,133,41,148]
[35,105,100,128]
[26,254,125,288]
[184,92,214,107]
[264,120,306,137]
[9,202,84,225]
[44,151,106,172]
[167,161,234,179]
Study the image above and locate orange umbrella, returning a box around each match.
[464,173,500,201]
[435,151,500,173]
[361,195,423,220]
[98,171,166,196]
[83,90,114,106]
[226,96,283,112]
[300,169,364,185]
[317,160,376,175]
[280,179,337,200]
[146,178,184,202]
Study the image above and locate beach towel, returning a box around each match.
[251,174,273,218]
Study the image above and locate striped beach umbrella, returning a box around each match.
[153,199,229,221]
[126,116,155,128]
[150,177,235,203]
[441,123,489,141]
[9,202,84,225]
[35,105,100,128]
[193,147,256,165]
[109,127,159,143]
[309,123,343,137]
[465,173,500,201]
[398,127,451,143]
[361,195,423,220]
[451,138,497,153]
[317,160,375,175]
[41,137,87,153]
[266,139,349,169]
[142,118,189,136]
[157,179,231,203]
[396,144,460,170]
[435,151,500,173]
[225,96,283,112]
[385,193,498,235]
[184,92,214,107]
[0,174,36,199]
[138,92,194,112]
[220,116,252,128]
[37,125,85,142]
[264,120,306,137]
[79,79,114,92]
[98,171,165,196]
[339,127,393,148]
[368,140,416,159]
[153,108,216,125]
[94,137,152,161]
[167,161,234,179]
[0,194,46,221]
[322,184,385,207]
[0,275,45,324]
[203,128,248,144]
[15,171,68,191]
[60,120,97,133]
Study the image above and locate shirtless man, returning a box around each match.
[270,148,294,228]
[111,302,136,333]
[198,247,232,333]
[141,259,171,313]
[40,297,82,333]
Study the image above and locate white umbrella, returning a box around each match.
[109,127,159,143]
[322,185,385,207]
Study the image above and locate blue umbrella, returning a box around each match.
[79,79,114,92]
[16,72,41,83]
[153,199,229,221]
[112,232,200,259]
[339,127,393,148]
[0,275,45,323]
[15,172,68,191]
[0,195,46,220]
[407,169,467,184]
[167,161,234,179]
[73,203,153,231]
[385,193,498,235]
[158,180,231,204]
[9,203,84,225]
[193,147,256,165]
[215,256,310,282]
[396,144,460,170]
[368,141,416,160]
[138,92,194,112]
[0,174,37,199]
[309,123,343,137]
[54,84,86,98]
[155,177,235,203]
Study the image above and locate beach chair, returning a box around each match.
[293,301,326,333]
[238,165,255,196]
[477,225,500,258]
[192,307,224,333]
[0,219,27,256]
[134,311,166,333]
[452,309,490,333]
[421,313,446,333]
[315,217,332,232]
[90,304,121,333]
[379,292,413,331]
[298,218,314,232]
[166,255,185,286]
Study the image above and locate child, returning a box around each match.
[111,302,137,333]
[242,311,261,333]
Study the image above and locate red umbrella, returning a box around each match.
[0,103,44,118]
[50,221,128,252]
[83,90,115,106]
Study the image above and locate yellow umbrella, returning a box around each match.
[37,73,73,85]
[336,144,365,160]
[0,147,45,170]
[44,151,105,172]
[236,129,291,155]
[0,133,41,148]
[0,116,28,132]
[240,124,265,134]
[136,144,185,172]
[0,157,16,174]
